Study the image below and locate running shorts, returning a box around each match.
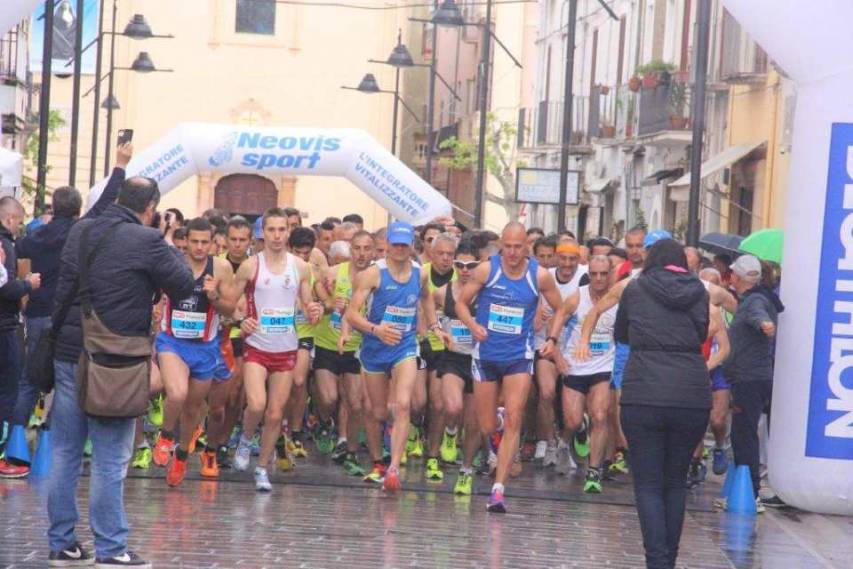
[471,358,534,383]
[562,372,611,395]
[155,333,228,383]
[313,346,360,376]
[436,351,474,394]
[244,346,297,374]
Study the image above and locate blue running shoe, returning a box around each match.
[712,446,729,475]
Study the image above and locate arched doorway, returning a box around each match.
[214,174,277,218]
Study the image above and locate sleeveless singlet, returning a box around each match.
[533,265,588,349]
[246,252,300,353]
[359,259,421,361]
[422,262,456,352]
[295,271,317,340]
[564,285,618,375]
[314,262,362,352]
[473,255,540,361]
[163,256,219,342]
[441,281,475,356]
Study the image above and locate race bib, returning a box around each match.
[488,304,524,335]
[590,332,611,356]
[330,310,343,331]
[382,305,416,333]
[260,307,295,335]
[171,310,206,340]
[450,320,472,346]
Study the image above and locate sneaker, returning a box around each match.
[315,428,335,455]
[383,466,401,492]
[131,447,152,470]
[187,425,204,454]
[712,446,730,475]
[364,462,386,484]
[609,451,629,474]
[200,449,219,478]
[534,440,547,460]
[486,489,506,513]
[440,430,459,463]
[408,428,424,458]
[761,495,787,508]
[254,466,272,492]
[573,431,590,459]
[542,440,558,467]
[686,459,707,488]
[331,439,348,463]
[520,440,536,462]
[216,446,231,470]
[276,447,294,472]
[147,395,164,427]
[227,426,242,449]
[233,437,252,472]
[425,457,444,481]
[249,433,261,456]
[288,438,308,459]
[454,471,474,495]
[555,440,576,474]
[166,452,188,487]
[342,453,365,476]
[584,469,603,494]
[755,497,766,514]
[48,542,94,566]
[0,459,30,479]
[94,550,150,568]
[152,433,174,467]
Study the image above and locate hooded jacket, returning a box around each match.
[615,266,711,409]
[0,223,33,332]
[723,284,784,384]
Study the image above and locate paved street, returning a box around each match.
[2,451,851,568]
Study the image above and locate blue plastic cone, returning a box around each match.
[727,465,757,515]
[721,464,736,498]
[4,424,31,464]
[30,430,53,478]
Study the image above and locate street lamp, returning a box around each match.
[432,0,466,26]
[130,51,157,73]
[100,94,120,110]
[342,73,419,156]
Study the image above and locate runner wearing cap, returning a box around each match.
[344,221,449,492]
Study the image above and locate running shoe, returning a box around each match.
[425,457,444,481]
[233,437,252,472]
[227,426,242,449]
[216,446,231,470]
[166,453,188,487]
[0,459,29,479]
[761,495,787,508]
[573,431,590,459]
[254,466,272,492]
[315,428,335,455]
[331,439,348,463]
[755,497,766,514]
[486,489,506,513]
[407,428,424,458]
[342,452,365,476]
[276,452,294,472]
[712,446,730,475]
[187,424,204,454]
[152,433,175,467]
[93,550,151,568]
[454,472,473,495]
[288,437,308,459]
[542,440,558,467]
[520,440,536,462]
[148,395,164,428]
[440,430,459,464]
[383,466,401,492]
[249,433,261,457]
[584,469,603,494]
[555,439,577,474]
[364,462,386,484]
[131,447,152,470]
[686,458,707,488]
[534,440,548,461]
[48,542,94,567]
[200,449,219,478]
[608,451,629,474]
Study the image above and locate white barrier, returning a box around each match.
[723,0,853,515]
[87,123,451,226]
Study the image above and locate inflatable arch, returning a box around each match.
[87,123,452,226]
[723,0,853,515]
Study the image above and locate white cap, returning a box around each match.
[732,254,762,282]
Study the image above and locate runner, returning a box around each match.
[231,208,322,492]
[454,222,565,513]
[542,255,617,493]
[532,235,557,269]
[434,239,482,495]
[151,217,236,487]
[344,221,448,492]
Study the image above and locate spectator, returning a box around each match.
[47,176,193,567]
[161,207,184,245]
[342,213,364,230]
[615,238,710,569]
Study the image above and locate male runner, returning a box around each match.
[313,231,375,475]
[532,235,557,269]
[542,255,616,493]
[231,208,322,491]
[151,217,236,487]
[455,222,564,513]
[434,240,482,495]
[345,221,448,492]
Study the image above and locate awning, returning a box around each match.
[669,141,765,188]
[0,146,23,188]
[641,168,683,187]
[586,178,616,193]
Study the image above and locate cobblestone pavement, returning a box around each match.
[1,451,851,568]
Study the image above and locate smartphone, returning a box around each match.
[117,129,134,146]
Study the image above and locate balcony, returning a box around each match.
[635,78,691,147]
[517,97,592,153]
[0,24,30,138]
[720,9,768,84]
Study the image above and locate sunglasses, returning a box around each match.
[454,261,480,270]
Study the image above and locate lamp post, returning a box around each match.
[68,0,84,186]
[35,0,55,215]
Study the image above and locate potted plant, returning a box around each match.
[600,84,611,95]
[628,75,642,92]
[668,79,688,129]
[637,60,676,89]
[600,124,616,138]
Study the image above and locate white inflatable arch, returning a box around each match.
[87,123,451,226]
[723,0,853,515]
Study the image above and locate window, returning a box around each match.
[236,0,276,35]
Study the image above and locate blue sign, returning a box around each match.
[807,122,853,460]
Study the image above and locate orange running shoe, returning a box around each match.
[166,453,188,487]
[152,433,175,467]
[200,449,219,478]
[383,466,401,493]
[188,424,205,454]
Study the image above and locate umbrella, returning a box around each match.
[739,228,784,264]
[699,232,743,256]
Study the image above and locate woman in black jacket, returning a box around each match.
[615,239,710,569]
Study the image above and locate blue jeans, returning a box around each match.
[47,360,136,558]
[621,404,709,569]
[12,316,52,426]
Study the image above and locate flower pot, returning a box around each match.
[600,85,610,95]
[642,73,659,89]
[601,125,616,138]
[669,116,688,130]
[628,76,641,92]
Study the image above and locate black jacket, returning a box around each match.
[0,224,32,332]
[723,285,784,384]
[16,168,126,319]
[616,267,711,410]
[52,204,194,363]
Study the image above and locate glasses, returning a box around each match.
[454,261,480,270]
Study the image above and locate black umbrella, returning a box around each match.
[699,232,743,256]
